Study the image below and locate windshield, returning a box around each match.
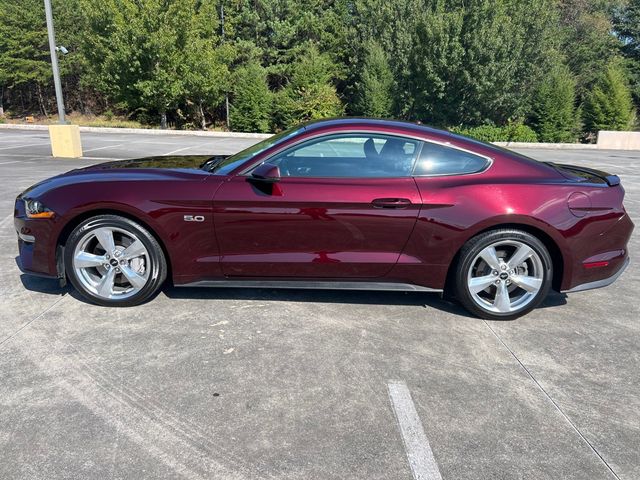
[208,125,303,174]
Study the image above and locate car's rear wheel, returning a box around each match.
[64,215,166,307]
[455,229,552,320]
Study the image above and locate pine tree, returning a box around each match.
[0,0,53,115]
[532,62,578,142]
[353,42,394,117]
[230,62,272,133]
[272,47,344,129]
[583,60,635,133]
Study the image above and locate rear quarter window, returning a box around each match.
[414,142,490,176]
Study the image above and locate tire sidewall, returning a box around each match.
[64,215,166,306]
[456,230,553,320]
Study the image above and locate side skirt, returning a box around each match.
[176,279,442,293]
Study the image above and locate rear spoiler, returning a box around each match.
[547,162,621,186]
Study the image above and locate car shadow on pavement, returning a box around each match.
[163,286,568,320]
[16,270,568,320]
[18,274,69,296]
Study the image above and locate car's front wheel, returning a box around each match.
[455,229,553,320]
[64,215,167,307]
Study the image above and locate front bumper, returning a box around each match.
[14,198,60,278]
[563,256,630,293]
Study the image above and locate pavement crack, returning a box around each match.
[482,320,621,480]
[0,294,67,350]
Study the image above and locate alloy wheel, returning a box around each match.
[72,226,151,300]
[466,240,544,314]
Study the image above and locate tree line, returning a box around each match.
[1,0,640,141]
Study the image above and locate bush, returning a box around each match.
[504,123,539,142]
[450,122,538,143]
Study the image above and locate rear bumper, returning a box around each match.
[563,256,630,293]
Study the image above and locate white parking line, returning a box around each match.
[0,143,48,151]
[163,145,196,155]
[82,144,124,153]
[0,153,50,158]
[388,381,443,480]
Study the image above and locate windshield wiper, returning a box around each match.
[199,155,227,172]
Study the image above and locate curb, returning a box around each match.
[0,123,273,139]
[493,141,599,150]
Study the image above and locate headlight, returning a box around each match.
[24,198,55,219]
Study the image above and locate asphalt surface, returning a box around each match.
[0,129,638,480]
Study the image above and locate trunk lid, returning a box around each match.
[546,162,620,186]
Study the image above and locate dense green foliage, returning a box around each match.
[230,62,272,133]
[583,60,636,132]
[352,42,394,118]
[1,0,639,140]
[451,123,539,143]
[531,62,579,142]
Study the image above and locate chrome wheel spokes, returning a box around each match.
[467,240,544,314]
[72,227,151,300]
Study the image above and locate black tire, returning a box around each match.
[454,229,553,320]
[64,214,167,307]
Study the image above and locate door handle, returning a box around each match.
[371,198,412,209]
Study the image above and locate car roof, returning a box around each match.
[300,117,499,152]
[301,117,447,137]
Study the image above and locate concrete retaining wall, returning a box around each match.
[596,130,640,150]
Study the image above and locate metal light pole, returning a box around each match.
[220,1,230,129]
[44,0,66,124]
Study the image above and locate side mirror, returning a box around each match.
[250,163,281,183]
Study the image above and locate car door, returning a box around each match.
[213,132,423,278]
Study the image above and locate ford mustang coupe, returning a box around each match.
[14,118,633,319]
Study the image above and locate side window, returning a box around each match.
[267,134,419,178]
[414,142,489,176]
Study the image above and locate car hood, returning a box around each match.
[19,155,226,199]
[80,154,227,171]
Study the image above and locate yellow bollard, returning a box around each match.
[48,124,83,158]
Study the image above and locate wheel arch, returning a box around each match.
[55,209,173,284]
[444,222,566,295]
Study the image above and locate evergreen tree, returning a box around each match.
[353,42,394,117]
[560,0,625,94]
[272,47,344,129]
[583,60,635,133]
[614,0,640,104]
[531,62,579,142]
[0,0,54,115]
[81,0,228,127]
[230,62,272,133]
[407,0,560,127]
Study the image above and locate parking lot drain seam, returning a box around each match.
[388,380,443,480]
[482,320,621,480]
[0,214,13,228]
[41,335,278,479]
[0,294,67,350]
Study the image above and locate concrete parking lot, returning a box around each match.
[0,128,638,480]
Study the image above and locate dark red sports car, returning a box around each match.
[14,119,633,319]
